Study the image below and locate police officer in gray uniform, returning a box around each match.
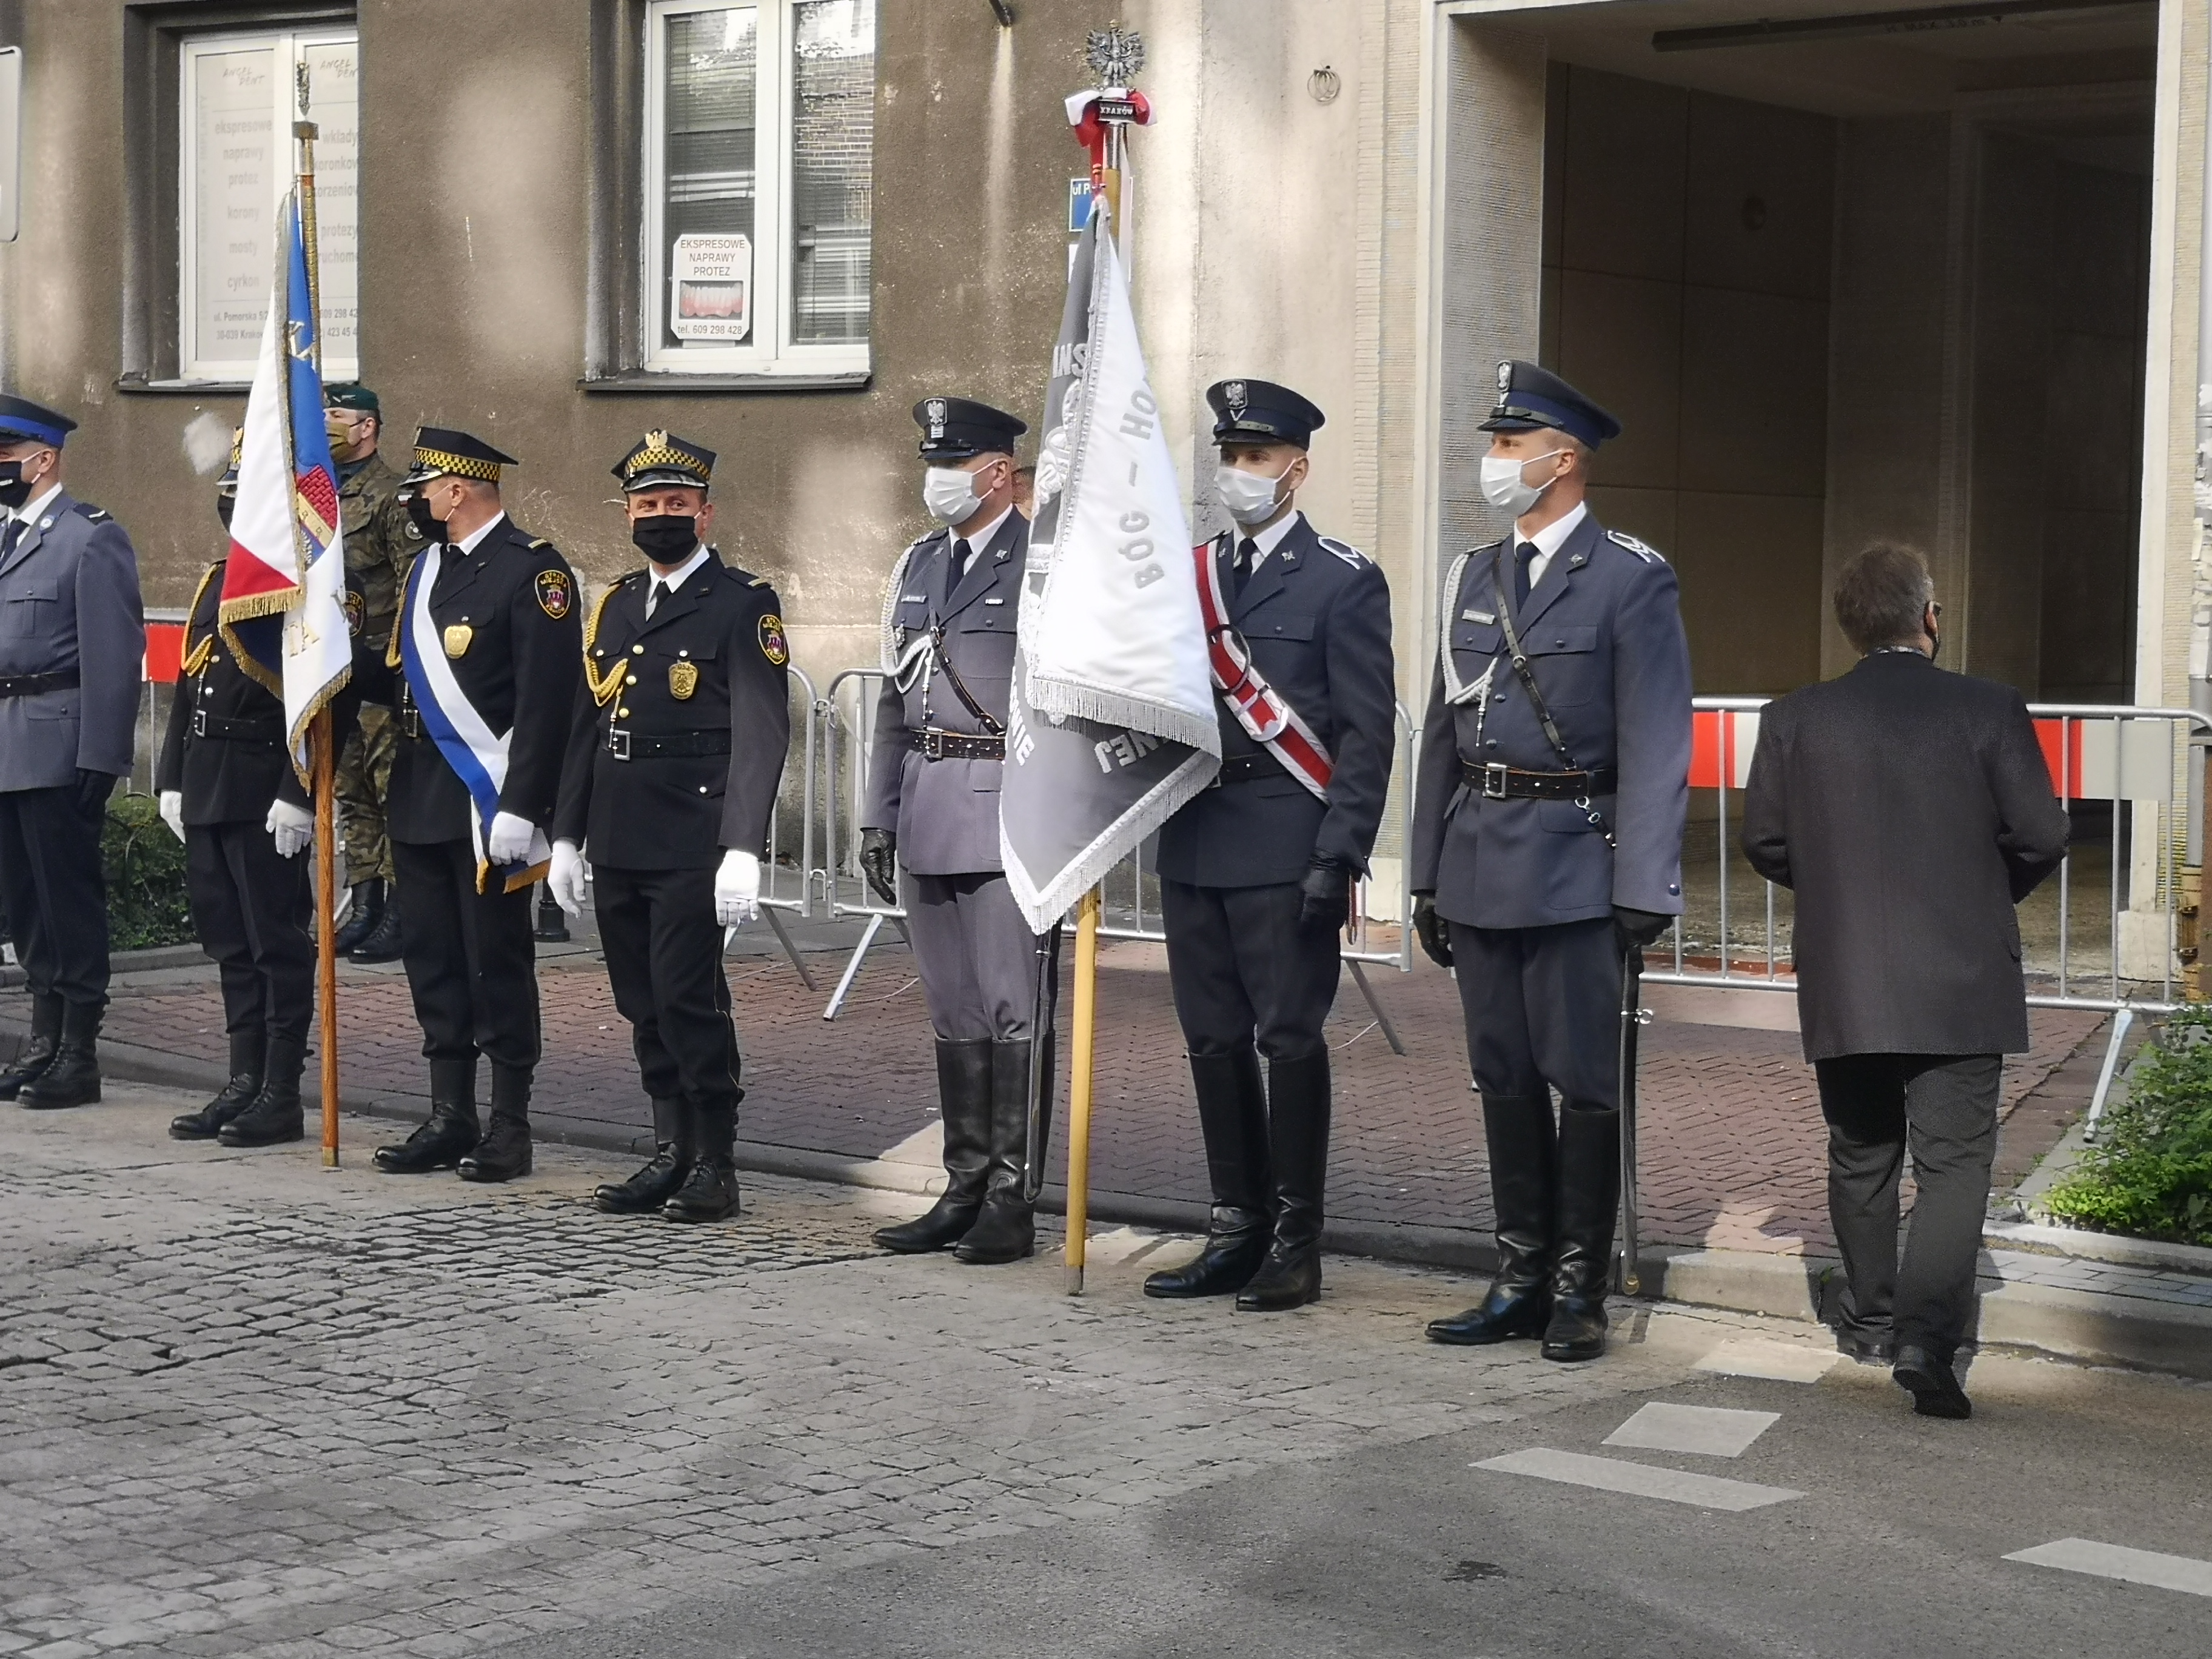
[861,397,1050,1267]
[1412,361,1692,1363]
[1140,380,1397,1313]
[0,396,146,1111]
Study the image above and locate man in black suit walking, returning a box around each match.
[1741,542,2069,1419]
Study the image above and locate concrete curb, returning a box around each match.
[13,1017,2210,1379]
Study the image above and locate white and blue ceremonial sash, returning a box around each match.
[398,542,552,893]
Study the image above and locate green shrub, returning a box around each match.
[2041,1007,2212,1247]
[104,791,196,951]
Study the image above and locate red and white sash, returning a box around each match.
[1192,538,1333,801]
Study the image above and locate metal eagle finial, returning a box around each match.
[1085,23,1145,87]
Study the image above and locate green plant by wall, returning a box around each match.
[104,791,195,952]
[2041,1008,2212,1247]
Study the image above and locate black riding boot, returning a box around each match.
[1429,1094,1558,1345]
[220,1033,307,1147]
[19,1002,102,1110]
[874,1038,993,1252]
[1145,1047,1272,1298]
[1237,1051,1332,1312]
[954,1037,1043,1264]
[663,1097,741,1222]
[458,1064,534,1183]
[374,1055,480,1173]
[0,993,62,1100]
[596,1097,693,1213]
[1541,1104,1620,1363]
[170,1030,264,1139]
[332,879,385,956]
[347,898,404,965]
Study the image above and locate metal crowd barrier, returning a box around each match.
[743,665,822,988]
[1658,695,2212,1133]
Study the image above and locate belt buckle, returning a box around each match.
[1483,761,1510,799]
[921,729,943,761]
[192,708,209,738]
[608,728,632,762]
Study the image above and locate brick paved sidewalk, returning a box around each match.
[5,933,2108,1259]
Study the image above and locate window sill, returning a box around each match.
[115,377,253,396]
[578,369,872,395]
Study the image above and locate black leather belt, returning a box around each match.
[919,728,1005,761]
[1208,752,1283,788]
[0,671,77,699]
[1461,760,1618,800]
[608,728,732,762]
[192,710,280,742]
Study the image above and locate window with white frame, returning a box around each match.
[644,0,876,375]
[179,28,359,383]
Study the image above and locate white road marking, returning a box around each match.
[2005,1538,2212,1598]
[1604,1403,1779,1459]
[1474,1449,1802,1510]
[1694,1338,1838,1384]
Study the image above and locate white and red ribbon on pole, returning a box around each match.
[1192,539,1334,801]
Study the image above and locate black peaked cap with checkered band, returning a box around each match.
[405,426,517,486]
[613,429,716,494]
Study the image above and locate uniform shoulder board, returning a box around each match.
[71,501,110,523]
[1317,535,1369,568]
[1606,529,1666,565]
[526,535,552,551]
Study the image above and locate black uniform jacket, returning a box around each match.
[155,559,309,826]
[1155,514,1397,888]
[1740,650,2070,1061]
[555,549,791,871]
[387,515,582,846]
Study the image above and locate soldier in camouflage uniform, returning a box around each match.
[324,384,424,962]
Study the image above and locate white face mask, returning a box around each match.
[923,464,990,526]
[1479,450,1566,519]
[1215,463,1289,528]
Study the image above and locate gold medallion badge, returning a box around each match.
[669,659,700,700]
[443,623,474,659]
[757,613,789,666]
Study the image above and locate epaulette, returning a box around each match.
[526,536,551,551]
[1318,535,1369,568]
[1606,529,1666,565]
[71,501,110,523]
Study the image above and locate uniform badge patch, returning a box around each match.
[341,591,364,636]
[536,569,573,619]
[443,623,473,659]
[757,613,789,666]
[669,660,699,701]
[925,398,948,440]
[1224,380,1248,418]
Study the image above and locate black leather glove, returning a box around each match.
[858,828,899,907]
[75,769,119,818]
[1298,857,1353,933]
[1613,905,1671,951]
[1412,894,1452,968]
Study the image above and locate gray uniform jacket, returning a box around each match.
[862,512,1026,877]
[1410,512,1691,930]
[1740,651,2070,1060]
[0,489,146,791]
[1155,517,1397,888]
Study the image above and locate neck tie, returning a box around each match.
[647,580,669,618]
[0,520,21,563]
[1513,541,1538,609]
[954,538,974,580]
[1232,537,1258,605]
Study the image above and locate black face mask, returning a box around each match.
[0,460,33,511]
[631,514,699,564]
[403,491,441,541]
[216,493,236,531]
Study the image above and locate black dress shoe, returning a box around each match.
[347,903,404,965]
[1143,1209,1270,1298]
[1427,1282,1550,1346]
[19,1004,102,1110]
[1836,1329,1896,1366]
[597,1147,690,1213]
[332,879,384,956]
[0,994,62,1101]
[663,1158,740,1222]
[1539,1293,1609,1363]
[219,1036,306,1147]
[951,1191,1034,1264]
[874,1197,982,1254]
[457,1114,532,1183]
[1893,1346,1972,1419]
[170,1073,262,1141]
[1235,1241,1321,1312]
[374,1104,479,1173]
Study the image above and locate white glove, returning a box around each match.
[158,790,186,843]
[714,848,761,927]
[267,799,313,859]
[549,839,589,917]
[486,810,535,865]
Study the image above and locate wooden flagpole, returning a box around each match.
[295,65,342,1168]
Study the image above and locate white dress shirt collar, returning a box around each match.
[454,511,506,557]
[647,544,711,595]
[1517,500,1587,591]
[1237,508,1304,571]
[953,506,1014,569]
[9,481,65,529]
